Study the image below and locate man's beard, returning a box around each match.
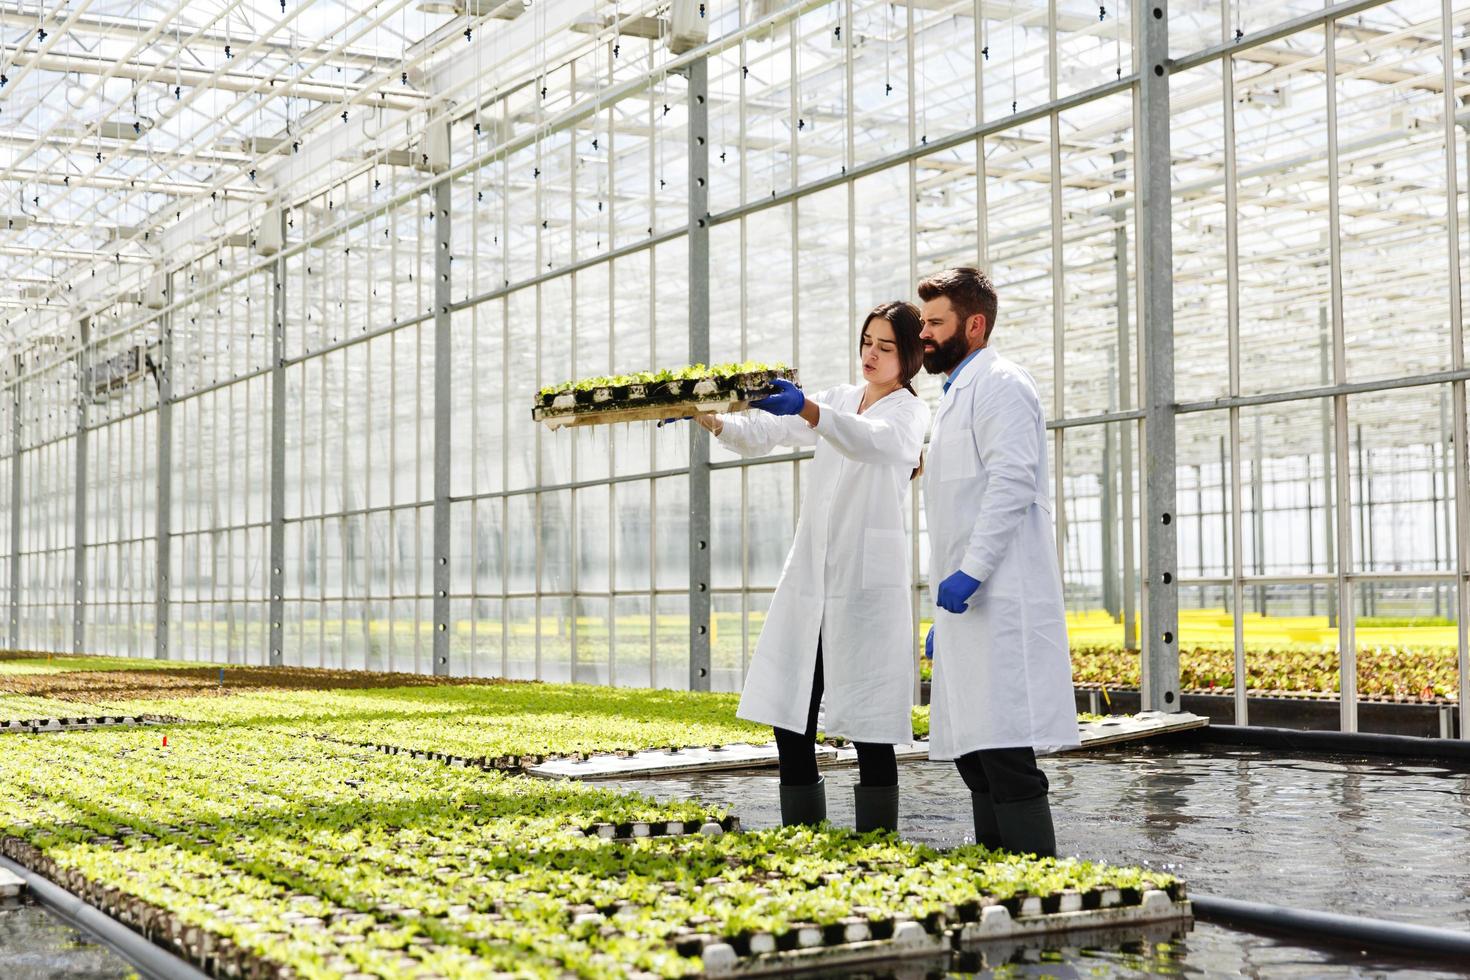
[922,331,970,375]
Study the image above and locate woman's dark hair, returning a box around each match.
[860,300,924,395]
[860,300,926,479]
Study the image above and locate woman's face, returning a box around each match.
[860,316,903,388]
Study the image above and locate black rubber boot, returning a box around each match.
[971,791,1003,850]
[778,776,827,827]
[853,783,899,834]
[993,793,1057,858]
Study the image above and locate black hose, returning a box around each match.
[0,854,211,980]
[1192,892,1470,962]
[1182,724,1470,763]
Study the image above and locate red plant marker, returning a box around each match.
[162,735,168,748]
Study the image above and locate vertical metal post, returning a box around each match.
[1325,16,1357,731]
[73,317,89,655]
[1048,0,1067,586]
[1439,387,1451,618]
[1451,14,1470,735]
[8,354,22,651]
[1194,465,1205,578]
[1102,350,1117,618]
[1319,311,1337,627]
[1252,413,1266,614]
[155,278,174,659]
[1220,8,1247,722]
[1113,155,1136,652]
[433,166,453,677]
[688,55,711,692]
[1139,0,1179,712]
[268,210,287,668]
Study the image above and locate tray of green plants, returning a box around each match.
[1071,641,1461,702]
[0,693,169,732]
[533,361,799,430]
[81,683,781,767]
[0,725,1185,979]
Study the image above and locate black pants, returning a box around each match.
[773,640,898,788]
[954,746,1049,803]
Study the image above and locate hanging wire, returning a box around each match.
[1115,0,1123,79]
[917,4,926,144]
[884,1,892,97]
[1010,7,1019,114]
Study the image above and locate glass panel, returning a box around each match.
[655,593,690,690]
[575,596,611,685]
[614,594,653,689]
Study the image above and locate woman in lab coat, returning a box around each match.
[696,302,929,832]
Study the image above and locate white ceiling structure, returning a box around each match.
[0,0,642,349]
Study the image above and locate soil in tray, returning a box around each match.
[0,665,519,702]
[537,370,792,416]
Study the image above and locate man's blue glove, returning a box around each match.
[656,416,692,427]
[749,377,805,416]
[936,570,981,614]
[924,624,934,659]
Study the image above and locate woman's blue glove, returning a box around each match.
[924,624,934,659]
[936,570,981,614]
[749,377,805,416]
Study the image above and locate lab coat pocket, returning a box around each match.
[861,529,908,590]
[938,427,977,481]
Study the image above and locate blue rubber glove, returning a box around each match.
[936,570,981,614]
[656,416,692,427]
[924,624,934,659]
[749,377,805,416]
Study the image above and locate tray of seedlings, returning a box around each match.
[533,362,799,430]
[0,694,172,734]
[0,726,1191,979]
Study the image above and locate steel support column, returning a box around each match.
[687,55,712,692]
[1325,17,1358,731]
[432,171,453,677]
[1139,1,1180,712]
[1319,311,1337,627]
[1440,0,1470,736]
[155,278,174,659]
[8,355,21,651]
[268,212,288,668]
[1113,158,1137,652]
[72,317,89,655]
[1102,357,1117,618]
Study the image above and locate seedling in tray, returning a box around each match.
[532,361,800,429]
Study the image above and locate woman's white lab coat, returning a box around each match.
[717,384,929,744]
[922,347,1080,759]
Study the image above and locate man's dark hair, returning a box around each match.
[917,267,999,342]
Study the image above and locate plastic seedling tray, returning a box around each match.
[570,814,740,841]
[0,714,171,734]
[533,368,799,431]
[697,889,1192,977]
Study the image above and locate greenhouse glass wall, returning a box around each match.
[3,0,1468,733]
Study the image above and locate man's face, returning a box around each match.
[920,296,972,375]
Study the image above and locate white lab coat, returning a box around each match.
[718,384,930,744]
[923,348,1080,760]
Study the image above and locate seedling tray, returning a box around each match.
[533,368,799,431]
[531,715,1208,781]
[0,714,172,734]
[698,889,1191,977]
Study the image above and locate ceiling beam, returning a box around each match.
[2,48,428,110]
[3,166,264,198]
[0,9,396,67]
[0,131,252,168]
